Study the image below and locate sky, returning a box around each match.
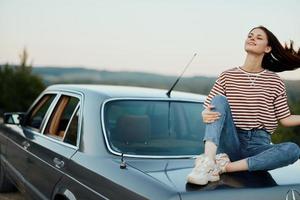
[1,0,300,79]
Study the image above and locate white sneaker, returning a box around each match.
[215,153,230,174]
[187,154,220,185]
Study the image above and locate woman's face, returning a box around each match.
[244,28,272,55]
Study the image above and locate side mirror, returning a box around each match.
[4,112,26,125]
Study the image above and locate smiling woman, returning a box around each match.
[187,26,300,186]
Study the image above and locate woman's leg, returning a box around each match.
[203,95,241,161]
[187,95,242,185]
[228,129,300,172]
[247,142,300,171]
[225,159,249,172]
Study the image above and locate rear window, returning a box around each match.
[103,100,205,156]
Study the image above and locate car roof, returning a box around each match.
[46,84,206,101]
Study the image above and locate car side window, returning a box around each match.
[63,108,79,146]
[44,95,79,141]
[25,94,56,130]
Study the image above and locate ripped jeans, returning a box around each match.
[203,95,300,171]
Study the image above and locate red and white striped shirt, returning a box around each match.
[204,67,291,133]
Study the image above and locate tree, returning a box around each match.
[0,48,45,116]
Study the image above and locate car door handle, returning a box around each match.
[21,141,30,150]
[53,157,65,169]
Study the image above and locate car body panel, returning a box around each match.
[61,152,179,200]
[1,124,31,194]
[23,128,77,199]
[126,158,300,200]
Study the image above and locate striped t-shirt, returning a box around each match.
[204,67,291,133]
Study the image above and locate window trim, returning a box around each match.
[24,92,60,132]
[43,95,79,139]
[101,97,204,159]
[62,104,80,145]
[24,90,83,149]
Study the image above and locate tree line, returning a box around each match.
[0,49,45,115]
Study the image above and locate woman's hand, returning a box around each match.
[202,105,221,123]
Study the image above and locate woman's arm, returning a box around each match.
[279,115,300,127]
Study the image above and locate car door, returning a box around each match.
[24,92,81,199]
[4,93,57,194]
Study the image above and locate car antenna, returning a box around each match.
[120,153,127,169]
[166,53,197,97]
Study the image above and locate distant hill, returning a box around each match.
[32,66,217,95]
[32,66,300,100]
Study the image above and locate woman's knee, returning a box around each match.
[282,142,300,163]
[211,95,229,110]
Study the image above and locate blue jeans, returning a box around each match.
[203,95,300,171]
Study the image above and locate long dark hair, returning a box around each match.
[251,26,300,72]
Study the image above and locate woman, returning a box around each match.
[187,26,300,185]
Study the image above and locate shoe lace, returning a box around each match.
[215,154,230,173]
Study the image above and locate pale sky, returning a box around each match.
[1,0,300,79]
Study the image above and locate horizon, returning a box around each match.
[1,64,299,81]
[1,0,300,80]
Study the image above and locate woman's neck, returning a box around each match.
[241,53,264,72]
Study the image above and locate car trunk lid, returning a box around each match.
[126,158,300,199]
